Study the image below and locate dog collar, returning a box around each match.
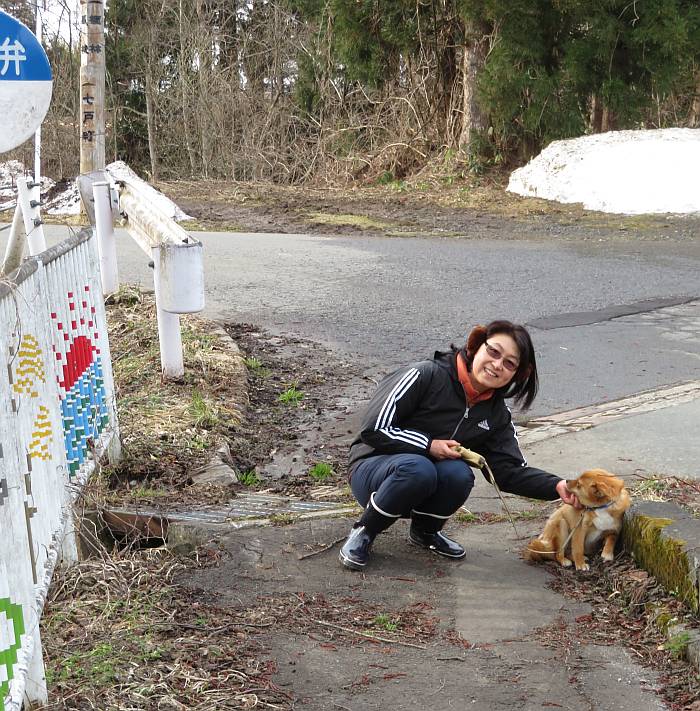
[585,500,616,511]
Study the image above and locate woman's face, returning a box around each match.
[470,333,520,392]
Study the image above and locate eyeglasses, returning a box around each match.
[484,341,520,372]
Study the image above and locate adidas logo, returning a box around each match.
[478,419,490,431]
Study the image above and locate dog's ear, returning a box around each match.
[466,325,487,356]
[592,478,618,501]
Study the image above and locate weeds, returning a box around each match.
[372,614,398,632]
[665,630,692,659]
[309,462,334,481]
[278,383,304,406]
[239,470,260,487]
[189,389,219,429]
[129,486,168,500]
[42,552,292,709]
[244,355,263,370]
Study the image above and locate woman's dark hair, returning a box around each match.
[459,320,539,409]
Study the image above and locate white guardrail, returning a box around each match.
[80,169,205,380]
[0,229,119,710]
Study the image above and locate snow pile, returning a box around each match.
[507,128,700,215]
[0,160,55,210]
[45,160,192,220]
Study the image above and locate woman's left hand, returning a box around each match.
[556,479,582,509]
[429,439,462,460]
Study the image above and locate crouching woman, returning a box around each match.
[339,320,578,571]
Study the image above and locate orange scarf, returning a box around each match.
[457,351,494,407]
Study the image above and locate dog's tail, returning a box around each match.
[523,537,556,561]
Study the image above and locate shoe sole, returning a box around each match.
[338,549,367,570]
[408,535,466,559]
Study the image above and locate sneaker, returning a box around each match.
[339,525,374,570]
[409,526,465,559]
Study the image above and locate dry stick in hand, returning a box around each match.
[452,446,521,539]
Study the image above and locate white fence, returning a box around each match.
[0,228,118,710]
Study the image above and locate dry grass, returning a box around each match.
[42,550,293,710]
[40,286,287,709]
[102,286,246,504]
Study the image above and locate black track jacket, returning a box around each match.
[348,350,562,500]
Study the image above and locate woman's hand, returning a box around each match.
[556,479,582,509]
[429,439,462,460]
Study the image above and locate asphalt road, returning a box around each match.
[5,224,700,419]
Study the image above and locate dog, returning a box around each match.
[525,469,631,571]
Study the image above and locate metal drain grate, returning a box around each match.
[100,493,358,535]
[225,493,350,519]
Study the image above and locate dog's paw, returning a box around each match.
[560,558,572,568]
[601,551,615,562]
[575,562,590,572]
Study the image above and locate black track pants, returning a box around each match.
[350,454,475,520]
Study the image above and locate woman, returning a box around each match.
[339,320,579,571]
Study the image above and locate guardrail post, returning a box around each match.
[93,181,119,295]
[1,202,25,275]
[151,246,185,379]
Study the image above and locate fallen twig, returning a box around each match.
[298,536,346,560]
[309,618,427,649]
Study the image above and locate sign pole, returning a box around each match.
[79,0,105,174]
[33,1,43,185]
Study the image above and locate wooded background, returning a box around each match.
[3,0,700,184]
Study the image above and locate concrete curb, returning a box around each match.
[623,501,700,669]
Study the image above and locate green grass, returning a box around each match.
[244,356,270,377]
[664,630,692,658]
[239,470,260,487]
[130,486,168,500]
[454,511,478,523]
[372,613,398,632]
[189,389,219,429]
[309,462,335,481]
[278,384,304,406]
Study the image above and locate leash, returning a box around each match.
[452,446,521,539]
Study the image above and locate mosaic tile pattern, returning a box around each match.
[51,287,109,476]
[11,335,44,398]
[0,597,25,701]
[28,406,52,461]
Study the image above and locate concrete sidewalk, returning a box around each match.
[172,381,700,710]
[518,380,700,481]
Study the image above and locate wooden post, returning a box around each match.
[79,0,105,174]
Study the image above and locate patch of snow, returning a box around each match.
[45,179,81,215]
[507,128,700,215]
[0,160,191,221]
[0,160,55,212]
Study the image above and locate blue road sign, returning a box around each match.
[0,10,53,153]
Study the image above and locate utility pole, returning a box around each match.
[79,0,105,173]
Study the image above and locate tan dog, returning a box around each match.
[525,469,631,571]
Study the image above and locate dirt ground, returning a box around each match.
[158,177,700,244]
[41,179,700,709]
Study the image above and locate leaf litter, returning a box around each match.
[39,285,700,709]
